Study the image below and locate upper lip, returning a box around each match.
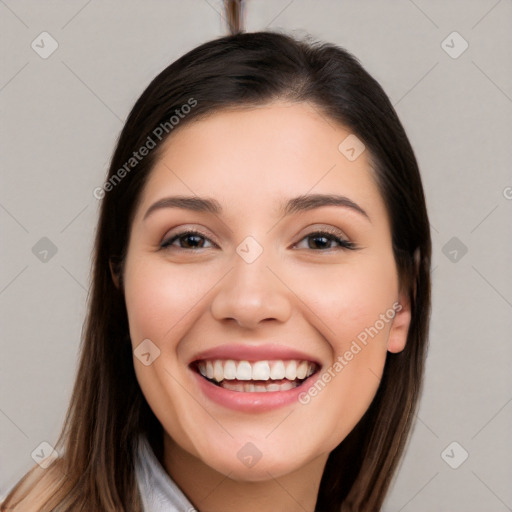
[189,343,321,366]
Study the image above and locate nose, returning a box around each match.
[210,250,293,329]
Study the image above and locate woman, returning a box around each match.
[1,29,431,512]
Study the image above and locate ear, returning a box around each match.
[387,291,412,354]
[109,257,122,290]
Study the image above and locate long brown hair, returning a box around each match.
[1,30,431,512]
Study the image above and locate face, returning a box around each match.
[120,101,411,481]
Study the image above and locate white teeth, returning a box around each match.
[224,360,237,380]
[213,360,224,382]
[220,380,301,392]
[251,361,270,380]
[206,360,214,379]
[270,360,286,380]
[236,361,252,380]
[279,381,295,391]
[197,361,206,376]
[296,360,308,379]
[285,360,297,380]
[222,381,244,392]
[196,358,317,384]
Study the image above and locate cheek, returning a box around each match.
[123,257,210,344]
[293,252,398,443]
[292,250,399,346]
[123,258,220,456]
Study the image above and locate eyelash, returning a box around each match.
[160,228,357,251]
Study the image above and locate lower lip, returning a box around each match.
[191,369,320,412]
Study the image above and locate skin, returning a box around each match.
[119,101,411,512]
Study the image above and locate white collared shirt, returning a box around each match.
[134,433,197,512]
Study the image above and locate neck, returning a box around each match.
[162,431,328,512]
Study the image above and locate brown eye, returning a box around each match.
[294,230,356,251]
[161,230,215,250]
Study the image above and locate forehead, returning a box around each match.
[135,101,387,223]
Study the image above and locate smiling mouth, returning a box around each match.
[192,359,319,392]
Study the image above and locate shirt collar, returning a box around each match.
[134,432,196,512]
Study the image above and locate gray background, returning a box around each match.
[1,0,511,510]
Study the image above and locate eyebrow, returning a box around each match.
[143,196,222,221]
[143,193,370,222]
[281,193,370,221]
